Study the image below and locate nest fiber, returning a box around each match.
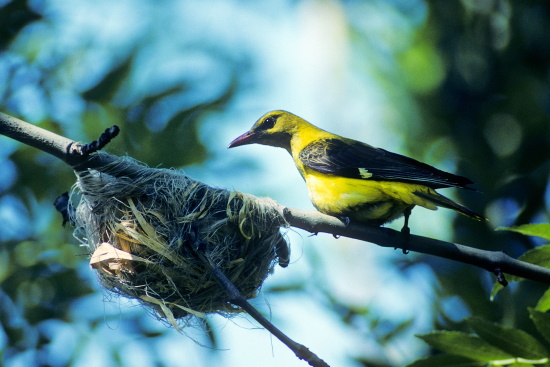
[72,155,289,327]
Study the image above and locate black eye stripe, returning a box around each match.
[258,114,280,131]
[264,117,276,128]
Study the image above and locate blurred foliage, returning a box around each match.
[0,0,549,366]
[372,1,550,365]
[0,0,235,365]
[412,0,549,342]
[0,0,41,50]
[410,226,550,367]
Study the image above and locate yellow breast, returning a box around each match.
[286,124,439,224]
[302,170,438,224]
[304,173,384,213]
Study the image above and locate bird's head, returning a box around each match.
[228,110,302,151]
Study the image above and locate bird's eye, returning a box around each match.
[263,116,276,130]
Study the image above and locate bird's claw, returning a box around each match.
[398,225,411,254]
[494,268,508,286]
[339,216,351,227]
[398,207,412,254]
[283,207,292,218]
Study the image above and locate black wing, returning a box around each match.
[299,138,475,189]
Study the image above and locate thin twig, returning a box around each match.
[191,233,330,367]
[0,112,142,177]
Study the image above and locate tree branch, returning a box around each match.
[0,112,78,163]
[279,207,550,285]
[0,112,142,178]
[3,111,550,367]
[191,232,329,367]
[1,112,333,366]
[2,112,550,284]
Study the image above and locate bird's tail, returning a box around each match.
[413,191,487,221]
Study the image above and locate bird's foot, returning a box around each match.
[398,224,411,254]
[338,216,351,227]
[397,207,413,254]
[282,207,292,219]
[494,268,508,286]
[54,192,74,226]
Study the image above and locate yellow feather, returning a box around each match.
[302,171,439,224]
[228,110,486,226]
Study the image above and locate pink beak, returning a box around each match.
[228,131,257,148]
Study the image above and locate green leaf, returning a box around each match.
[490,282,505,301]
[516,245,550,269]
[535,289,550,312]
[405,354,486,367]
[491,245,550,298]
[497,224,550,241]
[529,308,550,344]
[466,317,548,360]
[417,331,513,361]
[82,57,133,102]
[0,0,42,49]
[380,318,415,344]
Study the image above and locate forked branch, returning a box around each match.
[2,111,550,367]
[190,229,329,367]
[2,111,550,285]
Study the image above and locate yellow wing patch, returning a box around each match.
[358,168,373,179]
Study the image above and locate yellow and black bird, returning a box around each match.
[228,110,486,233]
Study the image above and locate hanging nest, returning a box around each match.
[71,156,289,328]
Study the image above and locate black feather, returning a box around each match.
[299,139,475,189]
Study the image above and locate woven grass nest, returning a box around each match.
[71,156,289,328]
